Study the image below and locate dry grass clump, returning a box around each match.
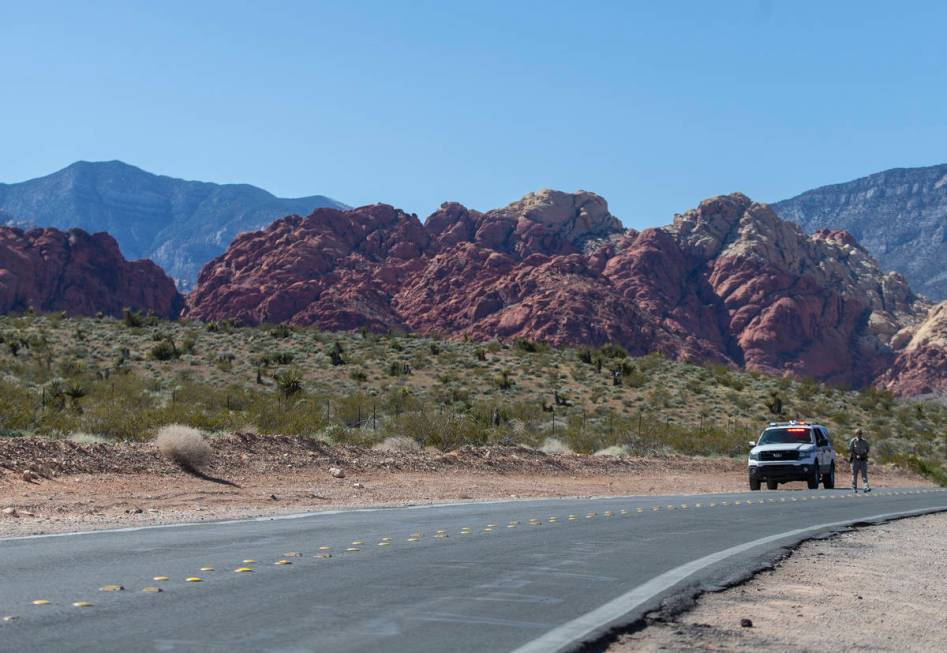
[593,445,627,457]
[67,432,111,444]
[156,424,212,469]
[540,437,574,455]
[373,436,421,453]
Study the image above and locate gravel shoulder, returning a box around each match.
[612,511,947,653]
[1,434,932,537]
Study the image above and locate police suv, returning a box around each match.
[747,421,836,491]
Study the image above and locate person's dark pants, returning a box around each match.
[851,459,869,489]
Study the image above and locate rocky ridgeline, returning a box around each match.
[0,226,182,319]
[772,163,947,301]
[187,189,947,395]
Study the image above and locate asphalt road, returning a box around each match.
[1,487,945,652]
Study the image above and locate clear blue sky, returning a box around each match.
[2,0,946,229]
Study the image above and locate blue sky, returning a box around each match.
[2,0,945,229]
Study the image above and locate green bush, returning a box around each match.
[150,339,179,361]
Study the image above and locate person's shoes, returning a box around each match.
[852,487,858,493]
[865,487,871,493]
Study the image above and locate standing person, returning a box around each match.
[849,428,871,493]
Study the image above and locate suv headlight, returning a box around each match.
[749,452,760,461]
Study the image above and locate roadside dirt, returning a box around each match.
[0,434,933,537]
[612,511,947,653]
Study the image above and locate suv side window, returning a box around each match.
[816,428,829,447]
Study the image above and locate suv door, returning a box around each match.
[816,428,830,470]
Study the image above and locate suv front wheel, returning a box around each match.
[822,463,835,489]
[749,474,761,491]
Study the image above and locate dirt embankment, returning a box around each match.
[0,434,933,538]
[613,511,947,652]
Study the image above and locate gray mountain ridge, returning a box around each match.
[772,163,947,301]
[0,160,347,289]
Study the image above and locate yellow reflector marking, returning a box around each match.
[274,560,292,565]
[185,577,202,582]
[99,584,124,592]
[153,576,169,581]
[72,601,93,608]
[32,600,50,606]
[234,567,254,573]
[142,587,163,593]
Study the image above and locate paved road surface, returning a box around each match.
[1,487,945,652]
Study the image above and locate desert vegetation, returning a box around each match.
[0,313,944,481]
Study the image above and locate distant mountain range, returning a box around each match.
[773,163,947,301]
[0,161,346,289]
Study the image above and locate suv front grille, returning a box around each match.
[760,450,799,461]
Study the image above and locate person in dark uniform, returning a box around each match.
[849,428,871,493]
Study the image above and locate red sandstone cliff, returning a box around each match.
[0,226,183,319]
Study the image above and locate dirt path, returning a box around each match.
[1,434,932,537]
[612,511,947,653]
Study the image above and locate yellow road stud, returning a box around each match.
[185,577,202,582]
[351,541,364,546]
[153,576,170,581]
[274,560,292,565]
[315,553,333,558]
[142,587,163,593]
[32,600,50,606]
[200,567,215,572]
[72,601,93,608]
[285,552,301,557]
[234,567,254,573]
[345,547,360,553]
[2,616,18,622]
[99,584,124,592]
[377,541,390,546]
[242,560,256,564]
[319,546,332,551]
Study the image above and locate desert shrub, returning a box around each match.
[514,339,547,354]
[495,369,514,390]
[593,445,627,457]
[350,369,368,383]
[150,339,179,361]
[269,324,292,339]
[123,308,144,328]
[539,437,573,454]
[275,368,303,397]
[67,431,111,444]
[429,342,441,355]
[372,436,421,453]
[180,333,198,355]
[475,348,487,362]
[598,344,628,359]
[156,424,212,469]
[387,360,411,376]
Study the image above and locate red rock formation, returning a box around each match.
[187,189,941,393]
[0,227,183,318]
[877,302,947,396]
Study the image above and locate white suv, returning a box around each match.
[748,421,837,491]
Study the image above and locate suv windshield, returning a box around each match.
[757,427,814,445]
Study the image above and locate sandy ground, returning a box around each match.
[0,434,932,537]
[612,511,947,653]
